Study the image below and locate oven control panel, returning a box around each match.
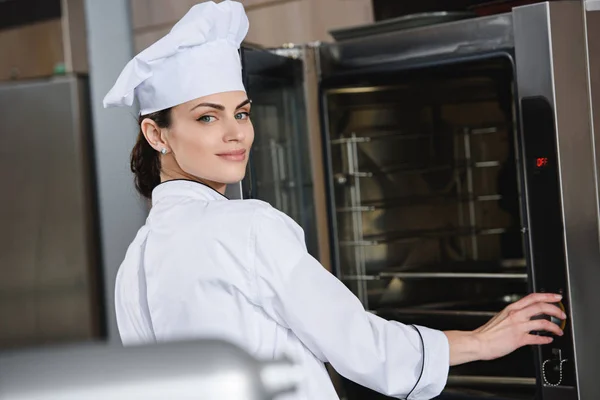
[520,97,576,393]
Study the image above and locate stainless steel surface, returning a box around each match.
[0,339,299,400]
[0,76,101,348]
[320,13,514,71]
[329,11,476,42]
[514,2,600,399]
[586,10,600,239]
[580,4,600,400]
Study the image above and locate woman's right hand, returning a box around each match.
[444,292,566,366]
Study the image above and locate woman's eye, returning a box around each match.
[235,112,250,120]
[197,115,216,123]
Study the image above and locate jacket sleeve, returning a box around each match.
[251,207,450,400]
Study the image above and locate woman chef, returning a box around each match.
[103,2,565,399]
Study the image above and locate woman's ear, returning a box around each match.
[141,118,169,153]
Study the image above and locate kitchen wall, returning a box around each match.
[0,0,87,82]
[130,0,374,52]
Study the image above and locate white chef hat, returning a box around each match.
[103,1,249,115]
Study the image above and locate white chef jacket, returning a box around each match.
[115,180,450,399]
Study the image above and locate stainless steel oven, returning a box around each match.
[240,2,600,399]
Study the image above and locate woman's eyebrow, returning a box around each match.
[189,99,251,112]
[190,102,225,112]
[236,99,251,109]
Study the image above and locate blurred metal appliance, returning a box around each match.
[0,339,300,400]
[0,75,102,349]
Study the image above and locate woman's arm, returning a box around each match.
[252,207,449,400]
[251,206,564,398]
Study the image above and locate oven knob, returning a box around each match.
[549,314,563,327]
[545,301,566,330]
[553,301,567,331]
[531,301,566,335]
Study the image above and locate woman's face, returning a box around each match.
[155,90,254,192]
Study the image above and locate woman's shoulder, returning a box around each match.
[244,201,306,243]
[152,197,303,240]
[210,199,305,240]
[235,200,300,225]
[204,198,274,221]
[211,199,290,220]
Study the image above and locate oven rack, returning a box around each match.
[342,271,527,281]
[334,158,500,179]
[336,193,504,212]
[369,295,526,318]
[338,226,510,247]
[334,125,515,308]
[330,124,504,145]
[371,308,498,318]
[340,259,527,281]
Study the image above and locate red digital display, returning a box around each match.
[536,157,549,168]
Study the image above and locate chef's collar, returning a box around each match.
[152,179,229,205]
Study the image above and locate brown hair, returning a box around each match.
[130,108,172,199]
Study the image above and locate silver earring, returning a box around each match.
[160,148,168,155]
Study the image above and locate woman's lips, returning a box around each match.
[217,149,246,162]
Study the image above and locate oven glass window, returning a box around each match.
[324,56,536,396]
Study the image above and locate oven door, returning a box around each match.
[321,49,535,400]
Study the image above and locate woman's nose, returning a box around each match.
[223,120,245,142]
